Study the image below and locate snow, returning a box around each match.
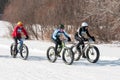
[0,21,11,37]
[0,21,120,80]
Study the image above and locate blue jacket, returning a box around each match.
[52,29,70,40]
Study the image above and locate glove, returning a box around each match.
[91,36,95,41]
[25,35,29,39]
[67,37,71,42]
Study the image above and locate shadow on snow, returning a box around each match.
[73,58,120,66]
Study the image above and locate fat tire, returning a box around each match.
[62,48,74,65]
[20,44,29,60]
[10,43,17,58]
[47,46,57,63]
[71,45,81,61]
[86,46,100,63]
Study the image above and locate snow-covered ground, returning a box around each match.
[0,21,120,80]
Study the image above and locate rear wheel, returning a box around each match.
[47,46,57,63]
[86,46,100,63]
[71,45,81,61]
[10,43,17,58]
[20,44,29,60]
[62,48,74,65]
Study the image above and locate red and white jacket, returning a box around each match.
[12,25,28,38]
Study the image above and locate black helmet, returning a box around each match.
[59,24,64,29]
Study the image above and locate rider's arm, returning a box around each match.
[22,27,28,36]
[63,31,71,41]
[78,27,82,38]
[63,31,69,38]
[86,29,92,38]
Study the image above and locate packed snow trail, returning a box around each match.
[0,38,120,80]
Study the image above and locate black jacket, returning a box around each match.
[75,27,92,39]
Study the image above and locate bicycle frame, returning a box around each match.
[58,41,67,54]
[47,39,74,65]
[79,39,95,55]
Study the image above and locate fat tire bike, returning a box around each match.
[47,40,74,65]
[71,38,100,63]
[10,38,29,60]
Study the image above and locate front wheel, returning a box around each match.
[62,48,74,65]
[20,44,29,60]
[86,46,100,63]
[10,43,17,58]
[47,46,57,63]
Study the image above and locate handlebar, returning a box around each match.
[83,38,95,44]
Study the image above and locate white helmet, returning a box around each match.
[81,22,88,27]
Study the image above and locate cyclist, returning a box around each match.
[52,24,71,57]
[12,21,29,53]
[74,22,95,58]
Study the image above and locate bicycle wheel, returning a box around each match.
[62,48,74,65]
[47,46,57,63]
[86,46,100,63]
[10,43,17,58]
[71,45,81,61]
[20,44,29,60]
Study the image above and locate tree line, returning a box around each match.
[0,0,8,13]
[2,0,120,42]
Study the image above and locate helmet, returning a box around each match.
[59,24,64,29]
[17,21,23,26]
[81,22,88,27]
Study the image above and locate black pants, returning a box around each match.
[75,36,88,57]
[75,35,85,49]
[52,38,62,55]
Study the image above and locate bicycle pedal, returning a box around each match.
[56,54,61,57]
[82,55,86,58]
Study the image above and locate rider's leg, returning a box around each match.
[76,42,81,51]
[75,37,83,52]
[55,43,58,54]
[81,40,86,58]
[55,39,62,57]
[82,41,85,49]
[19,38,23,49]
[18,38,23,53]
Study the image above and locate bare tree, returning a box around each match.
[3,0,120,42]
